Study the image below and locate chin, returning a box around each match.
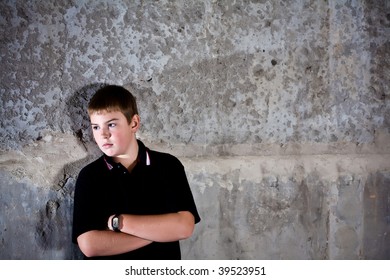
[101,150,117,157]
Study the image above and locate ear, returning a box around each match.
[130,114,140,132]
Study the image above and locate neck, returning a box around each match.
[114,139,139,171]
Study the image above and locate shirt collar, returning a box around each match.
[103,139,151,171]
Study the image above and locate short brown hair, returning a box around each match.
[88,85,139,123]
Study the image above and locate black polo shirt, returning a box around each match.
[72,140,200,259]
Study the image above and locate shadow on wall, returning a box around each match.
[66,83,107,146]
[35,83,106,259]
[35,82,155,259]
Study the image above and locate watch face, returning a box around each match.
[113,217,119,229]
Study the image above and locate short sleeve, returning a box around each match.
[167,157,201,224]
[72,162,109,243]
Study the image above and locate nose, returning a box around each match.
[101,127,110,138]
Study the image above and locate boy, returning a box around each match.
[72,85,201,259]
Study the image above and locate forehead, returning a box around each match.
[89,110,127,123]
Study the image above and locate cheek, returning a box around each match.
[112,131,128,145]
[112,132,123,143]
[92,130,101,143]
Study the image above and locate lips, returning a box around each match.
[102,143,113,149]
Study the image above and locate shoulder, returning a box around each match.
[78,156,107,177]
[74,156,107,193]
[148,149,184,169]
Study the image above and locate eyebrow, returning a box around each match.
[90,118,119,126]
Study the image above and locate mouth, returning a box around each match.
[102,143,113,149]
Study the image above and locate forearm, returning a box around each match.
[114,211,195,242]
[77,230,152,258]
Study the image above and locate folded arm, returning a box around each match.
[77,211,195,257]
[77,230,152,258]
[110,211,195,242]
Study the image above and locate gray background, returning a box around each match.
[0,0,389,259]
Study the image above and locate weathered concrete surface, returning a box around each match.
[180,155,390,259]
[1,0,389,259]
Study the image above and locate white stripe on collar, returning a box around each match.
[146,151,150,166]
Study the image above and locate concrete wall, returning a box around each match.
[0,0,389,259]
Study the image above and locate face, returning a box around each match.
[90,110,139,160]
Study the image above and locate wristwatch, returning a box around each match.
[111,214,121,232]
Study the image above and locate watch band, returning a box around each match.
[112,214,121,232]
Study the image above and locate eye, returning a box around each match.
[108,123,116,128]
[92,125,99,130]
